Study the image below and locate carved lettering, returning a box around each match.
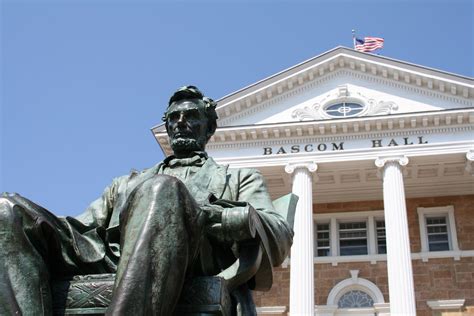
[403,137,414,145]
[372,139,383,148]
[388,139,398,146]
[261,136,428,155]
[317,143,327,151]
[418,136,428,144]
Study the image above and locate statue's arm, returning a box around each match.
[234,168,294,266]
[204,169,293,266]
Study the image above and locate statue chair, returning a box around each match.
[51,193,297,316]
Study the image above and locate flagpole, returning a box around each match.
[352,29,356,49]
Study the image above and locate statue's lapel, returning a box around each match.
[187,158,229,202]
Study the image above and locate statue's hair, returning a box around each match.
[163,85,218,140]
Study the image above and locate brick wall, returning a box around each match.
[253,195,474,315]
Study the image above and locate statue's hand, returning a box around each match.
[201,203,224,223]
[201,204,228,243]
[201,201,256,243]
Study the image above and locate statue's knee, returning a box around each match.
[0,196,15,225]
[140,175,183,192]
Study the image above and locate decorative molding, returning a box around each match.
[314,210,384,221]
[375,155,409,178]
[427,299,465,310]
[291,85,398,121]
[284,162,318,174]
[466,149,474,175]
[326,270,385,305]
[153,108,474,157]
[314,304,337,315]
[375,155,409,168]
[281,250,474,267]
[256,306,287,314]
[417,205,459,260]
[216,53,473,126]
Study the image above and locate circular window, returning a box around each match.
[325,102,364,118]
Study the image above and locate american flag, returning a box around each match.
[355,37,384,52]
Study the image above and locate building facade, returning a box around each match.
[153,47,474,315]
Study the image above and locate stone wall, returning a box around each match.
[253,195,474,315]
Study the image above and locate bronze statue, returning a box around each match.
[0,86,293,315]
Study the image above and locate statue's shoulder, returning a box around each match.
[223,164,265,185]
[227,165,263,177]
[112,162,163,187]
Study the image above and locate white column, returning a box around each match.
[465,149,474,175]
[375,156,416,315]
[285,162,317,316]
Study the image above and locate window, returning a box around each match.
[313,211,386,260]
[338,290,374,308]
[324,269,387,313]
[426,216,450,251]
[339,221,368,256]
[324,102,364,118]
[417,206,459,255]
[316,223,331,257]
[376,220,386,254]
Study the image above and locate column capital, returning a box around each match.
[284,162,318,174]
[465,149,474,175]
[375,156,409,168]
[467,150,474,161]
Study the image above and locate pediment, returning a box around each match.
[152,47,473,156]
[215,47,473,127]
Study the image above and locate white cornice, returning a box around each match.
[154,108,474,157]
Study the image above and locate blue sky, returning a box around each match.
[1,0,473,217]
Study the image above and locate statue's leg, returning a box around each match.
[107,175,205,316]
[0,196,53,315]
[0,194,110,315]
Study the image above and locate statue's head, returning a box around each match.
[163,86,218,157]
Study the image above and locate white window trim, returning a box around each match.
[314,210,384,264]
[256,306,287,315]
[282,250,474,268]
[313,270,390,316]
[417,205,460,261]
[427,299,465,310]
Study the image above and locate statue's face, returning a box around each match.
[166,99,209,157]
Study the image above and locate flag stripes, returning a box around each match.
[355,37,384,52]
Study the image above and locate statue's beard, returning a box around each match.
[170,137,207,155]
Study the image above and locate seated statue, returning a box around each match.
[0,86,294,315]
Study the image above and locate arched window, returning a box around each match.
[337,289,375,308]
[316,270,390,315]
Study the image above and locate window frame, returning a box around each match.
[417,205,459,254]
[338,219,369,256]
[324,102,365,118]
[315,222,331,257]
[314,210,385,260]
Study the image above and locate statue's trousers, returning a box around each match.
[0,175,206,315]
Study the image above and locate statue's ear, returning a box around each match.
[207,120,217,140]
